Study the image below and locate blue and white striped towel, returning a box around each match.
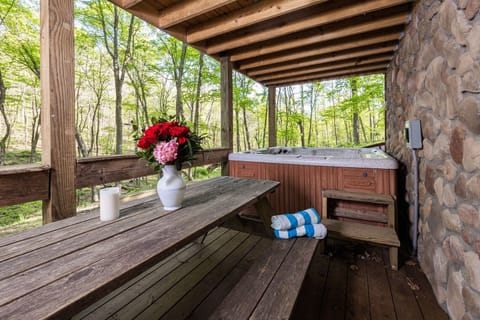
[271,208,321,230]
[274,223,327,240]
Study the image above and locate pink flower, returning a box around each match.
[153,140,178,165]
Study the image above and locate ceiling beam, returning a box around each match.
[120,0,144,9]
[206,0,411,54]
[256,56,392,82]
[264,65,387,86]
[187,0,328,44]
[247,45,396,76]
[240,32,400,70]
[230,12,408,62]
[268,69,387,87]
[158,0,237,29]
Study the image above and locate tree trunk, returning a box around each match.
[351,78,360,145]
[174,42,188,121]
[98,3,135,154]
[307,84,315,146]
[0,69,10,164]
[242,103,251,150]
[359,116,367,143]
[30,95,40,162]
[194,53,204,133]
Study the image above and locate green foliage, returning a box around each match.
[0,201,41,226]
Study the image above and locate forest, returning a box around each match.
[0,0,385,230]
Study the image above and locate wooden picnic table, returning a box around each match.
[0,176,279,320]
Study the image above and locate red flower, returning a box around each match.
[177,137,187,144]
[169,125,190,138]
[137,137,150,149]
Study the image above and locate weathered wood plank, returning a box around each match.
[319,250,348,320]
[384,250,423,320]
[220,57,233,176]
[40,0,76,222]
[248,45,396,77]
[403,262,450,320]
[155,234,261,319]
[264,69,388,87]
[258,57,390,85]
[251,238,318,319]
[207,0,410,54]
[125,231,249,320]
[209,239,295,319]
[188,0,327,43]
[322,218,400,247]
[0,149,229,207]
[190,237,273,319]
[0,177,278,319]
[0,165,50,206]
[73,227,228,319]
[230,11,409,62]
[76,148,230,188]
[345,250,370,320]
[367,252,396,319]
[291,246,330,320]
[257,56,391,82]
[158,0,237,29]
[323,189,395,205]
[79,228,238,320]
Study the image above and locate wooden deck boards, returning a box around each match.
[74,228,448,320]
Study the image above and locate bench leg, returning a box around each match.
[389,247,398,271]
[254,196,274,238]
[318,239,326,254]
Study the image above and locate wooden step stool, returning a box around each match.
[321,190,401,270]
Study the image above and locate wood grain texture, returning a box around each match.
[250,238,318,319]
[230,11,409,62]
[0,148,229,207]
[40,0,77,222]
[188,0,327,43]
[207,0,410,54]
[230,161,396,221]
[0,165,50,206]
[322,218,400,247]
[210,239,294,319]
[268,86,276,148]
[0,177,278,320]
[220,57,233,176]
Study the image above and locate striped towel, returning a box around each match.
[274,223,327,240]
[271,208,321,230]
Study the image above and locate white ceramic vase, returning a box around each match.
[157,165,186,210]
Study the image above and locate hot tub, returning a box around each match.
[229,147,398,226]
[229,147,398,169]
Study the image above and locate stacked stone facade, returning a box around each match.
[385,0,480,318]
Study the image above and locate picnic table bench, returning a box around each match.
[0,176,319,319]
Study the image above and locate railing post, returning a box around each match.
[221,56,233,176]
[40,0,76,223]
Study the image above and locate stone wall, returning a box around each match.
[385,0,480,319]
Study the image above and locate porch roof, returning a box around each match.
[110,0,414,86]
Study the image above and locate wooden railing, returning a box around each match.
[0,148,231,207]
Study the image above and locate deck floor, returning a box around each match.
[73,227,448,320]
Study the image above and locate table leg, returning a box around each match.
[254,196,274,238]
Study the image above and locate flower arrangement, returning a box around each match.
[135,118,203,171]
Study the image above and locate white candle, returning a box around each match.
[99,187,121,221]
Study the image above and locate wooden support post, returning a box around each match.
[40,0,77,223]
[220,56,233,176]
[268,86,276,147]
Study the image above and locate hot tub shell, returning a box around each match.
[229,147,398,226]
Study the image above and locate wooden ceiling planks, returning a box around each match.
[108,0,414,86]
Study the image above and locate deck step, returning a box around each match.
[321,189,399,270]
[322,218,400,247]
[322,189,395,205]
